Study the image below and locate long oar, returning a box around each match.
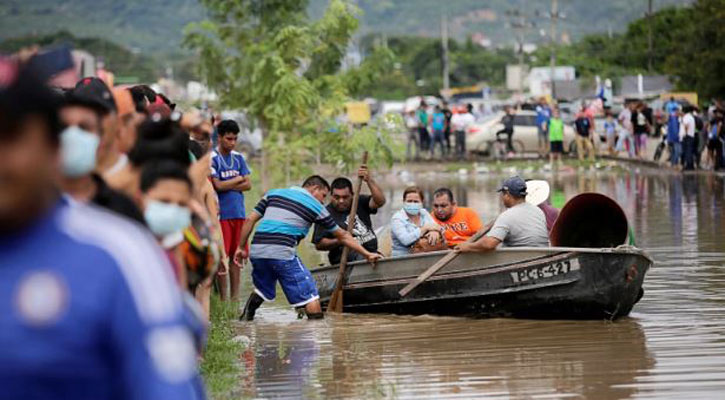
[398,221,493,298]
[327,151,369,313]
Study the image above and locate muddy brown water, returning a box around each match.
[233,168,725,399]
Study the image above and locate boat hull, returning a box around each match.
[312,247,651,320]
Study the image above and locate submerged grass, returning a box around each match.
[201,297,244,399]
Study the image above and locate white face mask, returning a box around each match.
[60,126,100,177]
[144,200,191,237]
[403,201,422,215]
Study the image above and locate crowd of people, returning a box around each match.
[405,100,476,161]
[402,93,725,173]
[1,54,214,398]
[11,51,564,398]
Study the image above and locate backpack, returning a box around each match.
[575,117,591,137]
[695,115,704,131]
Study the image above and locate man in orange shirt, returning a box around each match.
[431,188,483,247]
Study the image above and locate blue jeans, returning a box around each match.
[432,130,447,157]
[669,141,682,166]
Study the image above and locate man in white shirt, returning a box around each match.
[681,106,696,170]
[450,104,476,160]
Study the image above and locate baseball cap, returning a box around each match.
[69,77,117,115]
[497,176,527,197]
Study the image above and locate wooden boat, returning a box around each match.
[312,246,651,320]
[312,192,652,320]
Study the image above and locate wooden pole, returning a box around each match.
[327,151,369,313]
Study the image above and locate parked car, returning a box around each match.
[466,110,576,155]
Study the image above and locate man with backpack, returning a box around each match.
[574,104,595,161]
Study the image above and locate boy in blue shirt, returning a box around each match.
[211,119,251,301]
[431,105,447,158]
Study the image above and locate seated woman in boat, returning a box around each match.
[390,186,444,256]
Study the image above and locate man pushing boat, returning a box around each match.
[234,175,382,321]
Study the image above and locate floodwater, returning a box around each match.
[233,166,725,399]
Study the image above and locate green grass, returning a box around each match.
[201,297,244,399]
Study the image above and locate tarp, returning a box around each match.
[345,102,371,124]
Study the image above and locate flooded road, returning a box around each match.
[234,167,725,399]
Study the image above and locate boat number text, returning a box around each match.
[510,259,580,283]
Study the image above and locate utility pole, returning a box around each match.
[549,0,558,100]
[647,0,653,72]
[506,9,533,95]
[441,13,450,91]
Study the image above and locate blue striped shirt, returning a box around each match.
[251,186,339,260]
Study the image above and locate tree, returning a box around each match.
[666,0,725,100]
[184,0,396,189]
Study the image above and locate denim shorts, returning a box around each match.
[250,256,319,307]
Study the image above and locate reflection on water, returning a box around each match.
[235,169,725,399]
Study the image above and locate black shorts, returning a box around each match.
[550,141,564,153]
[708,139,719,151]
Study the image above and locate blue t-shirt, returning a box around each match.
[0,199,203,400]
[211,150,251,220]
[604,120,616,134]
[665,100,680,116]
[432,112,446,131]
[536,105,551,127]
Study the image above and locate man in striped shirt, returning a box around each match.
[234,175,381,320]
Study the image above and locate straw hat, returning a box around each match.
[525,180,550,206]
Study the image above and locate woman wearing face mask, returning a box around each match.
[390,186,442,257]
[140,159,195,285]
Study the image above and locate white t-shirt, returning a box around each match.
[618,108,633,131]
[682,113,696,139]
[451,112,475,132]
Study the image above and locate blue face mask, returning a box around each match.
[60,126,100,177]
[144,200,192,237]
[403,202,422,216]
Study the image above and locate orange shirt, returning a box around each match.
[433,207,483,246]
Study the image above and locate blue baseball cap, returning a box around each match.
[497,176,527,197]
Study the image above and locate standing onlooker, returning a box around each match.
[450,104,475,160]
[665,99,681,166]
[404,110,420,161]
[548,107,565,168]
[632,102,650,159]
[694,107,707,169]
[211,120,252,301]
[535,97,551,156]
[430,105,447,158]
[706,109,722,170]
[442,101,453,154]
[681,106,696,171]
[668,110,683,168]
[618,102,635,158]
[604,111,617,155]
[416,100,430,153]
[496,106,515,153]
[574,104,595,161]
